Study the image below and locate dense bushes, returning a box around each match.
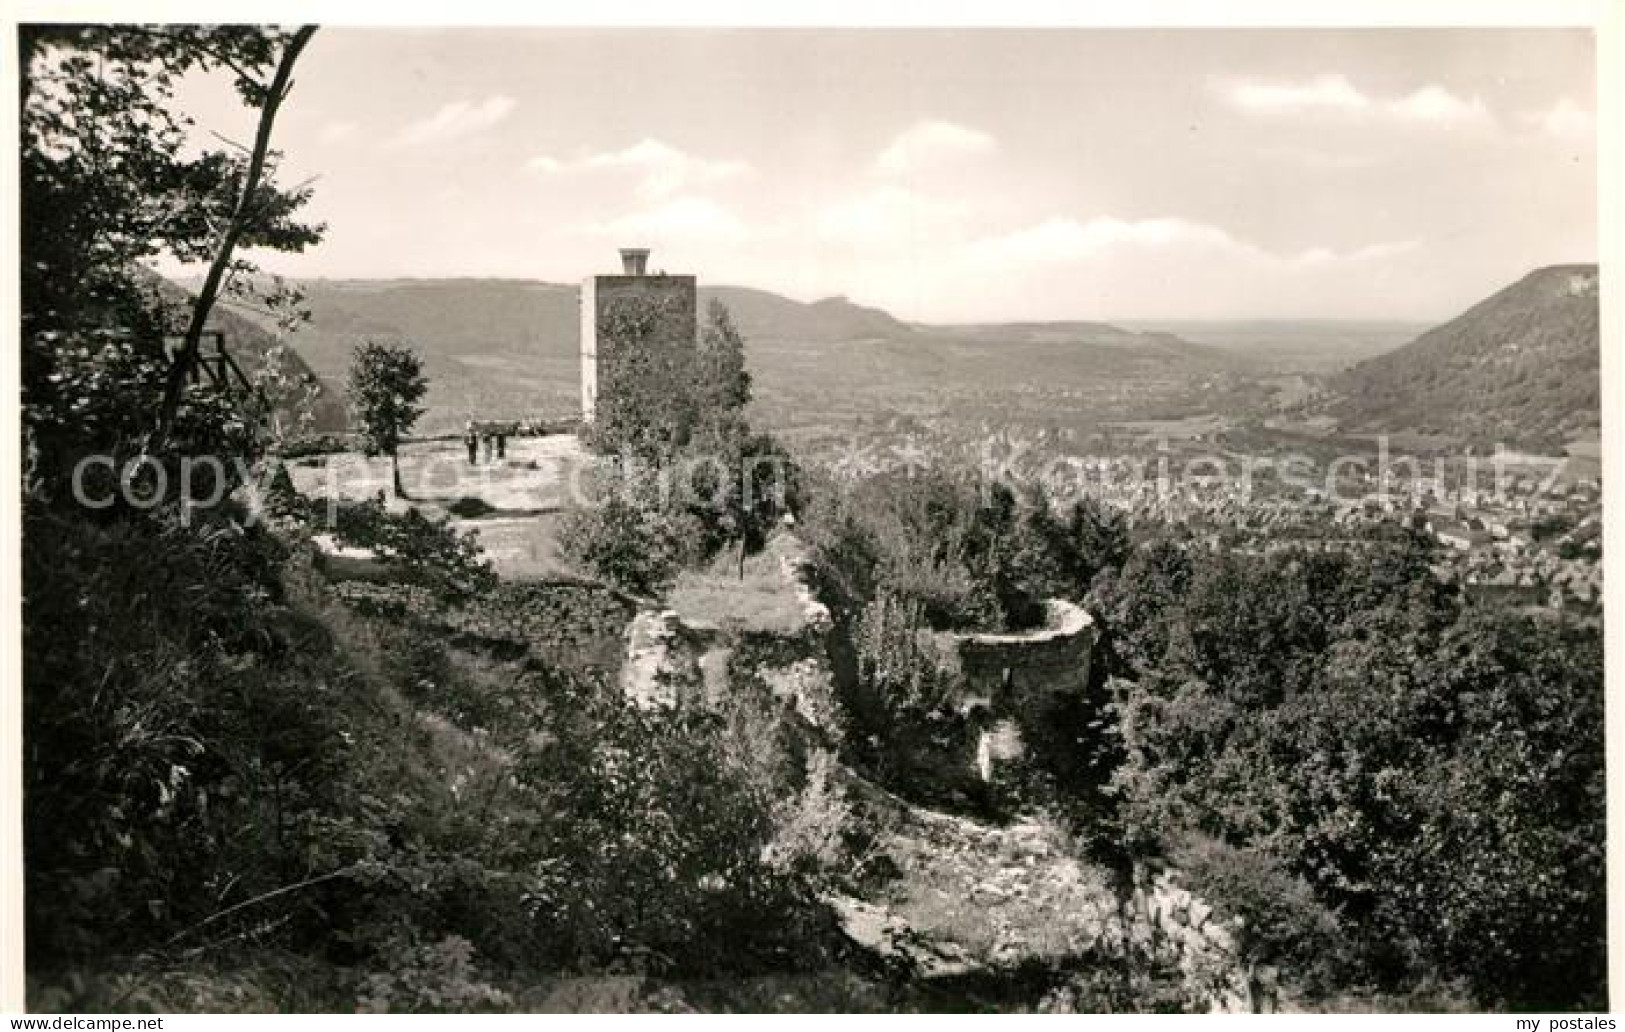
[25,475,855,1007]
[843,593,975,802]
[805,471,1128,635]
[1166,837,1344,998]
[557,491,706,596]
[562,298,800,595]
[512,682,839,975]
[1092,533,1607,1009]
[559,428,803,596]
[22,500,361,960]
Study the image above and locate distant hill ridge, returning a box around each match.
[199,277,1239,432]
[229,279,920,347]
[1326,264,1599,449]
[210,276,1224,355]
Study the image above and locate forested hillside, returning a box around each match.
[1328,265,1599,449]
[144,271,349,432]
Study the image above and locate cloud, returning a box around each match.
[876,120,997,174]
[391,95,515,147]
[917,214,1433,321]
[1343,238,1423,262]
[1261,144,1380,171]
[590,196,749,245]
[1531,97,1594,140]
[814,185,972,246]
[529,139,753,200]
[968,216,1249,264]
[1223,75,1370,115]
[1221,76,1494,129]
[1386,85,1492,127]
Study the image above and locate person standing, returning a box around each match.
[464,421,479,465]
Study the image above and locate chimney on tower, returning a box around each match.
[619,248,650,276]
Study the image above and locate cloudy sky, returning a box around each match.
[172,27,1597,322]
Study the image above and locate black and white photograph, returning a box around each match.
[2,1,1618,1018]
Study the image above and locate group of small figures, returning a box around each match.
[463,421,509,465]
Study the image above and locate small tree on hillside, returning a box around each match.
[347,340,427,497]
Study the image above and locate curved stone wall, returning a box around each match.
[931,600,1099,782]
[943,599,1097,711]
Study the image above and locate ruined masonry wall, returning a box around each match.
[618,533,840,736]
[941,600,1097,711]
[1129,862,1270,1014]
[932,600,1098,782]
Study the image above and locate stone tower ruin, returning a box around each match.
[579,248,698,425]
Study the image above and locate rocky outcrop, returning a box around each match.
[619,609,724,709]
[828,769,1119,977]
[618,531,840,737]
[1128,862,1267,1013]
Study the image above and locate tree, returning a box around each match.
[156,26,319,441]
[20,26,323,480]
[1096,532,1606,1008]
[347,341,427,497]
[682,423,802,577]
[1067,496,1132,586]
[694,299,751,421]
[252,342,323,448]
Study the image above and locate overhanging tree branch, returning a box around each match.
[157,25,317,443]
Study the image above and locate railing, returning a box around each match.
[164,331,269,420]
[165,332,257,394]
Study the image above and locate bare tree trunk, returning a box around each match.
[157,26,317,443]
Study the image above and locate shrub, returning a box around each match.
[357,933,511,1014]
[276,432,357,459]
[510,685,837,976]
[22,501,354,960]
[556,494,703,596]
[845,593,976,802]
[803,472,1104,636]
[312,495,496,600]
[1168,836,1344,997]
[446,495,497,519]
[762,749,860,889]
